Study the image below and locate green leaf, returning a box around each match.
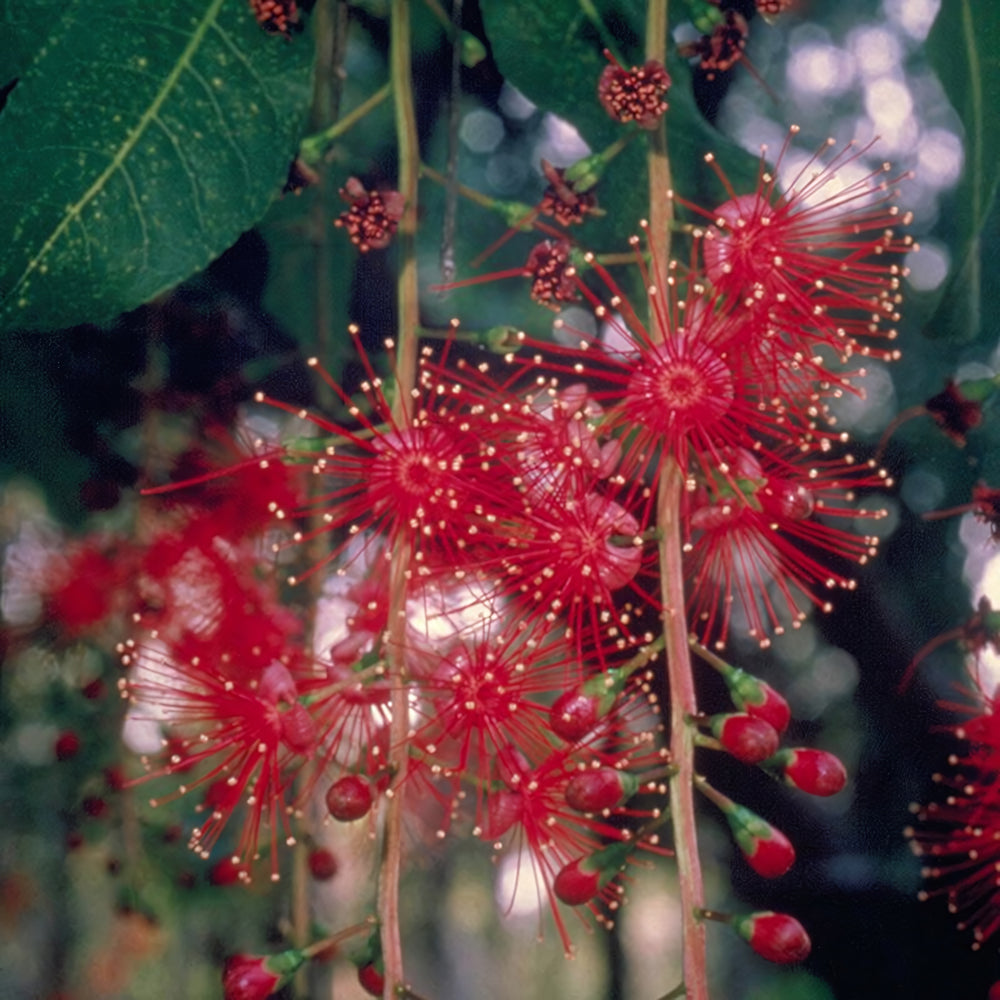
[479,0,760,239]
[0,0,315,334]
[923,0,1000,340]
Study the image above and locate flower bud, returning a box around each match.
[549,666,629,742]
[698,780,795,877]
[325,775,374,822]
[222,948,305,1000]
[709,713,780,764]
[733,910,811,964]
[768,747,847,797]
[357,962,385,997]
[307,848,339,881]
[277,701,316,754]
[726,669,791,733]
[553,840,632,906]
[565,767,640,813]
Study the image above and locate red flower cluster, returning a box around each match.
[908,676,1000,947]
[103,130,904,952]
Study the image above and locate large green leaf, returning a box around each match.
[0,0,314,333]
[923,0,1000,340]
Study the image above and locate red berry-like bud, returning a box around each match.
[553,840,632,906]
[210,856,249,886]
[55,731,81,761]
[769,747,847,797]
[565,767,640,813]
[710,713,780,764]
[733,911,812,964]
[988,981,1000,1000]
[549,666,630,742]
[727,670,791,733]
[307,848,339,881]
[549,691,600,742]
[325,776,374,822]
[222,949,306,1000]
[698,780,795,878]
[357,962,385,997]
[553,857,602,906]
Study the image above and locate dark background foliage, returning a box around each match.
[2,1,999,998]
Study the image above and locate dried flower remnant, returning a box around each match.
[925,379,985,446]
[683,11,750,82]
[899,596,1000,693]
[598,51,671,129]
[920,481,1000,545]
[335,178,406,252]
[539,160,599,227]
[525,241,580,307]
[756,0,795,19]
[249,0,299,37]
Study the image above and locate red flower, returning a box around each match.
[682,129,911,365]
[908,678,1000,946]
[256,344,528,583]
[121,637,317,876]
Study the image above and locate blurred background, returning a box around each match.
[3,0,1000,997]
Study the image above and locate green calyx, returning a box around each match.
[265,947,308,980]
[578,838,633,881]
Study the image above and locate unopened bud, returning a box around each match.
[767,747,847,796]
[709,713,780,764]
[733,910,812,964]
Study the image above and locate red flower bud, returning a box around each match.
[210,856,249,886]
[357,962,385,997]
[307,848,339,881]
[988,981,1000,1000]
[553,857,602,906]
[222,949,305,1000]
[770,747,847,796]
[698,780,795,878]
[479,789,523,840]
[733,910,811,964]
[740,680,791,734]
[565,767,640,813]
[553,840,632,906]
[55,731,81,761]
[549,666,630,742]
[549,691,601,742]
[710,713,780,764]
[325,775,374,822]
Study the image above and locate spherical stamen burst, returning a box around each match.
[680,128,913,365]
[622,334,734,438]
[255,334,527,583]
[684,446,889,647]
[119,642,317,878]
[908,678,1000,947]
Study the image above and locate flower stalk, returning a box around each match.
[378,2,422,996]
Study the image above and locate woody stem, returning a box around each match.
[647,0,709,997]
[378,2,421,998]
